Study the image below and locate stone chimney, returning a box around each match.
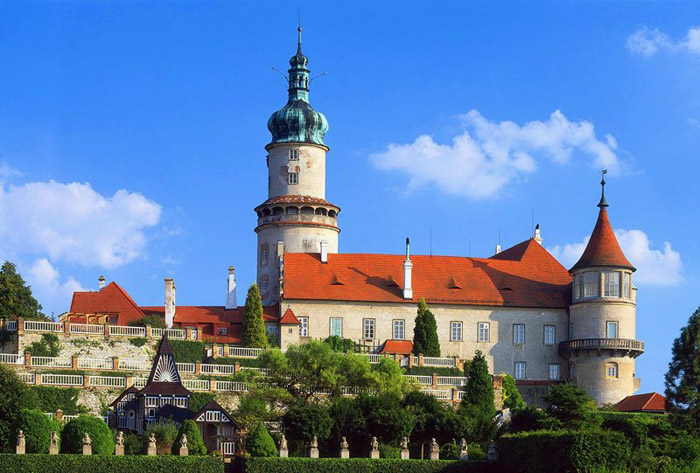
[320,240,328,263]
[164,278,176,328]
[226,266,237,310]
[534,224,543,245]
[494,244,502,255]
[403,238,413,300]
[98,275,106,290]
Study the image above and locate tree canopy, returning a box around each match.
[544,383,598,429]
[246,421,277,457]
[243,283,268,348]
[665,307,700,433]
[0,261,44,320]
[412,298,440,357]
[502,374,526,410]
[460,350,496,441]
[0,365,39,452]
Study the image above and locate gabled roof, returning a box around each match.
[615,392,666,413]
[109,385,140,408]
[279,308,300,325]
[283,239,571,308]
[140,305,280,325]
[139,382,192,397]
[69,282,145,325]
[192,400,241,430]
[571,208,635,272]
[380,340,413,355]
[147,335,182,384]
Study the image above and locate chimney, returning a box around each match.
[164,278,176,329]
[98,275,106,290]
[495,244,502,255]
[534,224,543,245]
[403,238,413,300]
[226,266,237,310]
[320,240,328,263]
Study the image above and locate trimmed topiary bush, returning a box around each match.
[61,416,114,455]
[170,340,205,363]
[172,419,206,455]
[12,409,54,454]
[247,421,277,457]
[144,420,178,455]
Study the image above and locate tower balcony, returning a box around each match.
[254,195,340,232]
[559,338,644,358]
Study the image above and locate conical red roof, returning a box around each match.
[571,208,635,272]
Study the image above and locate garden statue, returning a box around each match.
[309,435,319,458]
[82,432,92,455]
[400,436,410,460]
[429,438,439,460]
[340,436,349,459]
[459,438,468,461]
[49,431,59,455]
[487,440,498,462]
[179,433,189,456]
[16,430,25,455]
[370,436,379,459]
[116,431,124,446]
[115,431,124,456]
[279,434,288,458]
[147,433,157,456]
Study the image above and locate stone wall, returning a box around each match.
[18,331,157,363]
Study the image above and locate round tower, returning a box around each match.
[562,173,644,406]
[255,28,340,305]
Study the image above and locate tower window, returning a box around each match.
[603,271,620,297]
[513,324,525,344]
[514,362,526,379]
[261,279,268,293]
[288,173,298,185]
[450,321,462,341]
[288,149,299,160]
[261,248,268,265]
[363,318,375,340]
[544,325,556,345]
[606,321,618,339]
[299,317,309,337]
[606,362,618,378]
[549,363,560,380]
[583,271,600,298]
[623,273,631,298]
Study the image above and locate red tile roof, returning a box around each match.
[69,282,145,325]
[380,340,413,355]
[279,308,300,325]
[139,305,280,325]
[255,195,339,210]
[571,208,635,272]
[615,392,666,413]
[283,239,571,308]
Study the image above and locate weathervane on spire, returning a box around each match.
[297,7,303,53]
[598,169,609,209]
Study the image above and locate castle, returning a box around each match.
[62,28,644,406]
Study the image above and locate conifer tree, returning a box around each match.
[243,283,268,348]
[0,261,44,320]
[665,307,700,433]
[462,350,494,414]
[172,419,207,455]
[412,298,440,357]
[246,421,277,457]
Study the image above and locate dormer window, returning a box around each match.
[288,149,299,160]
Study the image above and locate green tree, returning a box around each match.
[544,382,598,428]
[0,261,44,320]
[12,409,54,454]
[328,398,367,456]
[0,365,39,452]
[356,393,415,446]
[246,421,277,457]
[243,284,268,348]
[129,314,166,329]
[25,333,61,357]
[61,416,114,455]
[235,395,271,430]
[172,419,207,455]
[412,298,440,357]
[283,402,332,443]
[403,391,468,448]
[665,307,700,433]
[461,350,496,442]
[502,374,526,410]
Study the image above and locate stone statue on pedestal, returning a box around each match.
[370,436,379,459]
[429,438,439,460]
[279,434,288,458]
[399,436,410,460]
[114,431,124,456]
[340,436,349,459]
[49,431,59,455]
[309,435,319,458]
[147,433,157,456]
[16,430,25,455]
[179,434,189,456]
[82,432,92,455]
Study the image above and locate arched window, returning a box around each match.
[272,207,284,216]
[300,206,314,215]
[285,207,299,214]
[328,210,337,218]
[606,362,618,379]
[315,208,327,216]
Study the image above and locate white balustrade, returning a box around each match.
[31,357,72,368]
[69,323,104,335]
[182,379,209,391]
[40,374,83,386]
[456,390,467,401]
[422,357,456,367]
[421,388,452,400]
[19,372,35,384]
[24,321,63,332]
[133,377,148,388]
[89,376,126,388]
[200,364,235,375]
[78,358,114,370]
[151,328,163,338]
[6,320,17,331]
[404,375,432,385]
[176,363,196,373]
[164,328,185,339]
[0,353,24,364]
[436,376,467,387]
[214,380,249,392]
[109,325,146,337]
[118,359,150,371]
[227,347,264,358]
[62,415,79,422]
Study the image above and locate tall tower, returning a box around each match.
[255,28,340,305]
[562,173,644,406]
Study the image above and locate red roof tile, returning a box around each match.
[283,239,571,308]
[280,308,300,325]
[140,305,280,325]
[69,282,145,325]
[615,392,666,413]
[380,340,413,355]
[571,208,635,272]
[255,195,339,210]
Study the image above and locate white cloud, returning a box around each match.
[549,229,683,287]
[0,162,21,185]
[370,110,621,199]
[26,258,86,315]
[0,180,161,269]
[627,26,700,56]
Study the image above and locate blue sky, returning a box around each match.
[0,1,698,394]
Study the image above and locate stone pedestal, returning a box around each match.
[370,448,379,459]
[400,448,410,459]
[340,447,349,459]
[179,447,188,456]
[429,450,439,460]
[309,446,319,458]
[279,447,288,458]
[115,445,124,456]
[83,444,92,455]
[16,445,25,455]
[147,445,157,456]
[49,444,59,455]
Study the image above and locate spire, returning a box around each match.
[297,26,302,54]
[598,169,609,209]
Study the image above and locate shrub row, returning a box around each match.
[0,454,224,473]
[170,340,205,363]
[243,458,497,473]
[498,430,631,473]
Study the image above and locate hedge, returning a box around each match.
[498,430,631,473]
[170,340,205,363]
[0,454,224,473]
[243,458,498,473]
[61,416,114,455]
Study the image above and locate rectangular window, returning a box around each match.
[299,317,309,337]
[450,321,463,341]
[544,325,556,345]
[288,172,298,184]
[217,346,224,357]
[513,324,525,344]
[261,249,268,265]
[288,149,299,160]
[583,272,599,298]
[393,320,405,340]
[606,363,618,378]
[623,273,631,298]
[603,271,620,297]
[363,319,376,339]
[514,362,526,380]
[217,327,228,336]
[478,322,490,342]
[147,408,156,418]
[330,317,343,337]
[549,363,561,380]
[606,321,618,339]
[573,274,583,300]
